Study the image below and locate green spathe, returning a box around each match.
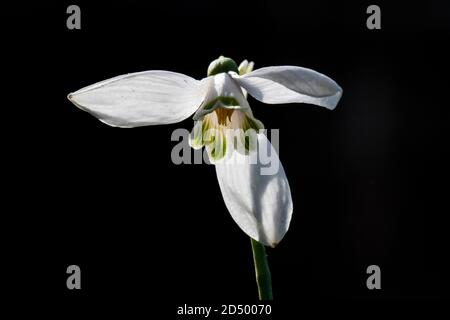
[207,56,239,76]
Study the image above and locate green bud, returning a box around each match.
[207,56,239,76]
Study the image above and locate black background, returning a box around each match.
[2,0,449,318]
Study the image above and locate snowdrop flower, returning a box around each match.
[68,56,342,247]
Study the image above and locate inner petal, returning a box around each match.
[192,73,251,121]
[189,107,264,163]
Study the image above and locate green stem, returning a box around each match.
[250,238,273,300]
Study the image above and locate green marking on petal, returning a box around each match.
[203,96,240,111]
[203,99,217,111]
[243,115,264,132]
[244,116,263,153]
[234,128,258,155]
[233,114,264,155]
[205,128,227,163]
[189,120,205,149]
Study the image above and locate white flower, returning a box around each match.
[68,56,342,247]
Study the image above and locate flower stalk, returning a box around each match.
[251,238,273,300]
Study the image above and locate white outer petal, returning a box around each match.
[68,71,207,127]
[232,66,342,110]
[215,133,293,247]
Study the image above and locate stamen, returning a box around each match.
[214,108,234,126]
